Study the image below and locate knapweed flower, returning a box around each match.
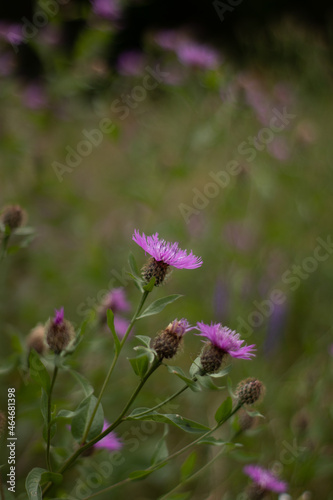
[26,324,47,355]
[46,308,75,354]
[244,465,288,498]
[236,378,265,406]
[98,288,131,323]
[94,421,122,452]
[133,230,203,286]
[1,205,26,230]
[152,319,192,360]
[196,322,256,373]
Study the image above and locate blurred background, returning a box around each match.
[1,0,333,498]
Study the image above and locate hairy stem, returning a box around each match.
[46,363,58,471]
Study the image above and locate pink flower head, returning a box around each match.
[114,316,130,338]
[133,230,202,269]
[244,465,288,493]
[106,288,131,313]
[177,42,220,69]
[54,307,64,325]
[95,421,123,452]
[196,322,256,360]
[167,318,193,336]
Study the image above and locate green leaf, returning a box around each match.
[210,364,232,378]
[181,451,197,480]
[227,377,234,397]
[196,374,224,391]
[135,335,151,348]
[69,369,94,397]
[197,436,231,446]
[167,366,200,392]
[127,272,144,292]
[107,309,121,354]
[151,425,169,465]
[128,353,150,378]
[137,294,183,319]
[129,462,166,480]
[246,409,265,419]
[127,412,210,433]
[215,397,233,424]
[25,468,62,500]
[128,252,141,277]
[29,350,50,393]
[55,409,76,420]
[14,226,35,236]
[189,356,202,378]
[143,276,156,292]
[71,394,104,442]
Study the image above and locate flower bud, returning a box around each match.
[152,319,190,360]
[26,324,47,355]
[238,409,257,432]
[200,343,225,373]
[236,378,265,406]
[46,307,75,354]
[1,205,26,230]
[142,257,170,286]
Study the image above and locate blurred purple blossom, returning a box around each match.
[105,288,131,314]
[91,0,121,20]
[116,50,145,76]
[94,421,122,451]
[176,41,220,69]
[268,136,290,161]
[0,22,24,45]
[22,82,48,110]
[0,51,15,76]
[244,464,288,493]
[213,279,230,320]
[223,222,256,253]
[264,301,288,355]
[154,30,181,51]
[114,316,130,338]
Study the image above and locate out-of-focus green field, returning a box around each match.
[1,21,333,500]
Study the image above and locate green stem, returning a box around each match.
[0,233,10,262]
[82,403,243,500]
[46,363,59,471]
[130,382,190,418]
[80,290,149,445]
[42,352,159,497]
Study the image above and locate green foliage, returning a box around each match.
[71,395,104,442]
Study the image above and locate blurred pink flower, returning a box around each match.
[91,0,120,20]
[22,82,48,110]
[116,50,145,76]
[0,22,24,45]
[244,464,288,493]
[176,41,220,69]
[95,421,122,452]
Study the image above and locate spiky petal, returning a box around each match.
[244,465,288,493]
[196,322,256,360]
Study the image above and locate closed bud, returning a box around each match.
[26,324,47,355]
[1,204,26,230]
[238,409,257,432]
[236,378,265,406]
[142,257,170,286]
[46,307,75,354]
[152,319,190,359]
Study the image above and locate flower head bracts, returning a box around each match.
[132,230,202,269]
[196,322,256,360]
[244,465,288,493]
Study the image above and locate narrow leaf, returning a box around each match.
[181,452,197,480]
[215,397,233,424]
[107,309,121,354]
[25,468,62,500]
[127,412,210,433]
[167,366,200,392]
[143,276,156,292]
[128,252,141,277]
[128,353,150,378]
[69,369,94,397]
[151,425,169,465]
[129,462,166,480]
[135,335,151,348]
[137,294,183,319]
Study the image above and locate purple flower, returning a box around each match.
[154,30,181,51]
[133,230,203,269]
[114,316,130,338]
[91,0,120,20]
[54,307,64,325]
[176,42,220,69]
[167,318,192,336]
[22,82,48,110]
[116,50,145,76]
[244,465,288,493]
[106,288,130,313]
[95,421,122,452]
[196,322,256,360]
[0,22,24,45]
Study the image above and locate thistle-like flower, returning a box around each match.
[46,307,75,354]
[236,378,265,406]
[244,465,288,498]
[152,319,192,360]
[195,322,256,373]
[132,230,203,286]
[98,288,131,323]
